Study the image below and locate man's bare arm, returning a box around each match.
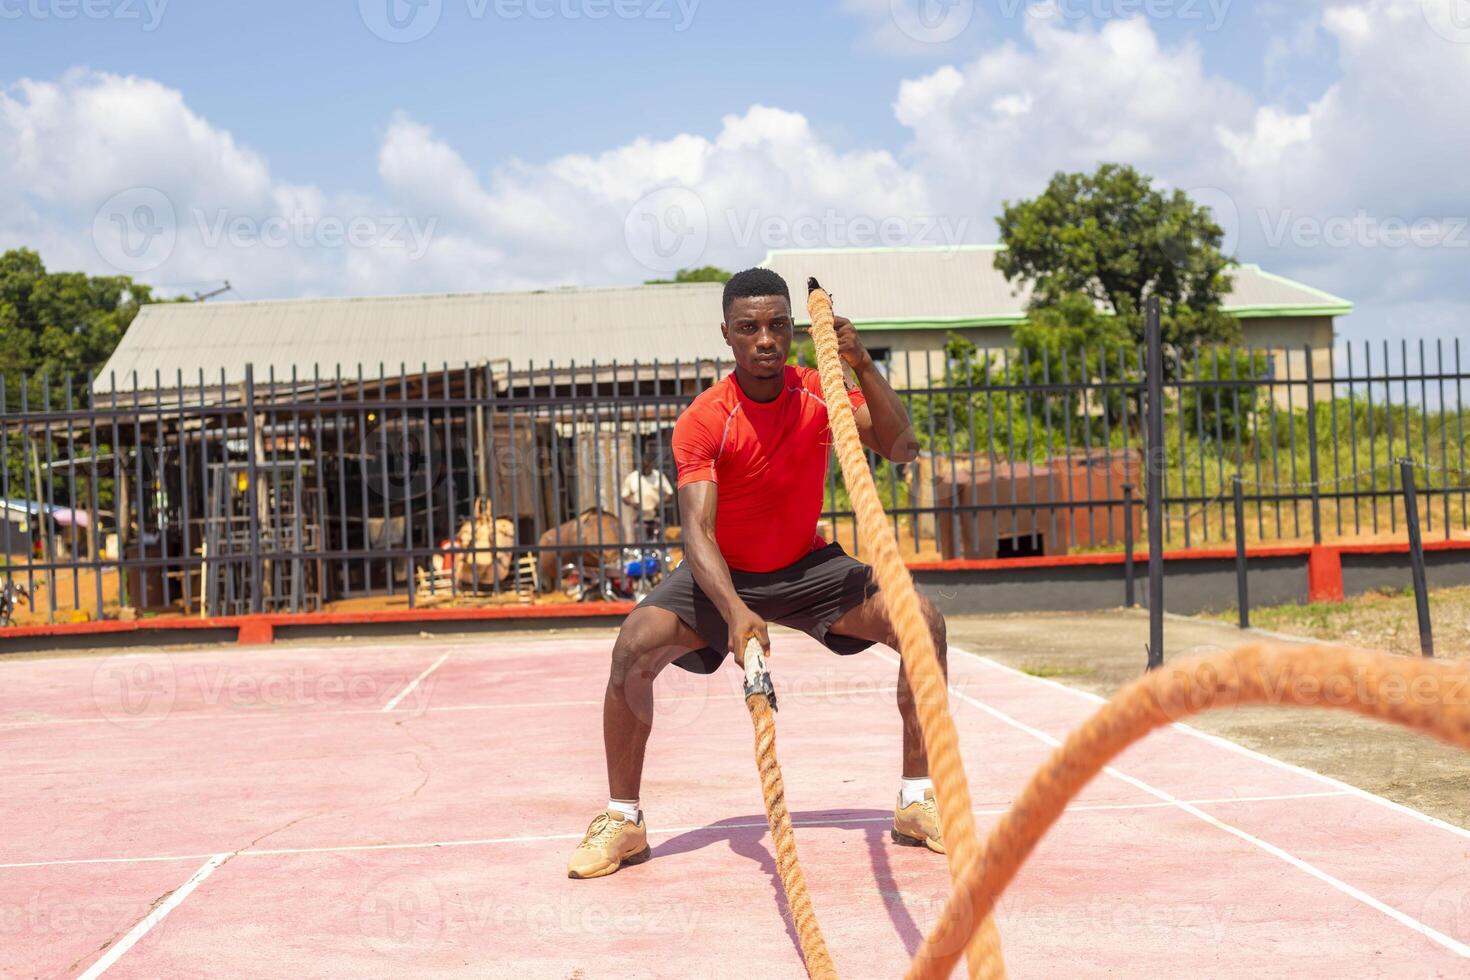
[831,314,919,463]
[678,481,770,661]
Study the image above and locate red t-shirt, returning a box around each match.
[673,365,866,573]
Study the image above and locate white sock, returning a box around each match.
[608,798,641,823]
[900,777,933,808]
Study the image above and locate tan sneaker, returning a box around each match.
[892,789,945,854]
[567,810,652,880]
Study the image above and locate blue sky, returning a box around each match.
[1,0,1466,343]
[4,1,1338,184]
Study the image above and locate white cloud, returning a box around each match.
[1,4,1466,344]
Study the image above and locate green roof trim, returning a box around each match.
[832,315,1027,332]
[1225,303,1354,319]
[803,304,1350,332]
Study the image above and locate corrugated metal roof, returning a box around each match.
[97,247,1352,394]
[97,282,729,393]
[760,246,1353,324]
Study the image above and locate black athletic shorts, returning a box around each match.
[641,542,881,675]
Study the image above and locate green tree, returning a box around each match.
[643,265,731,285]
[0,249,166,514]
[995,164,1240,349]
[0,248,158,407]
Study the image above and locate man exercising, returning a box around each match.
[568,268,950,879]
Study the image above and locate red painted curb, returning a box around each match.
[1307,546,1346,603]
[4,540,1467,642]
[1,601,637,643]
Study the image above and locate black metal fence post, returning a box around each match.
[1401,458,1434,657]
[1145,297,1165,670]
[1233,476,1249,629]
[1122,482,1135,608]
[1304,345,1323,545]
[243,363,264,615]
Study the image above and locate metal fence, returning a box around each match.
[2,332,1468,625]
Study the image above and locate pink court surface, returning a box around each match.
[4,627,1470,979]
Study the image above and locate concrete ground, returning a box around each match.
[946,609,1470,831]
[7,625,1470,978]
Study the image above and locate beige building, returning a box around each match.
[102,246,1350,400]
[761,245,1350,393]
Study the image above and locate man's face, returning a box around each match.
[721,295,792,380]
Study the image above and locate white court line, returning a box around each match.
[0,791,1347,870]
[878,648,1470,959]
[381,653,450,712]
[74,852,228,980]
[953,644,1470,844]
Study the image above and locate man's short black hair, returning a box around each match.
[722,268,791,319]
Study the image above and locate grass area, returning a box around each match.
[1018,662,1096,679]
[1209,584,1470,660]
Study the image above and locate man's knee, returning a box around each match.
[610,614,669,686]
[919,595,947,662]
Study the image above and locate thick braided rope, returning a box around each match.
[746,688,839,979]
[807,283,1005,979]
[906,643,1470,979]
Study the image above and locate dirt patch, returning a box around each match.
[945,608,1470,830]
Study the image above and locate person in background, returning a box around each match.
[621,453,674,541]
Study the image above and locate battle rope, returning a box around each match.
[743,638,839,980]
[736,280,1470,979]
[806,279,1005,978]
[905,643,1470,980]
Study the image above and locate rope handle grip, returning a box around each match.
[742,636,777,711]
